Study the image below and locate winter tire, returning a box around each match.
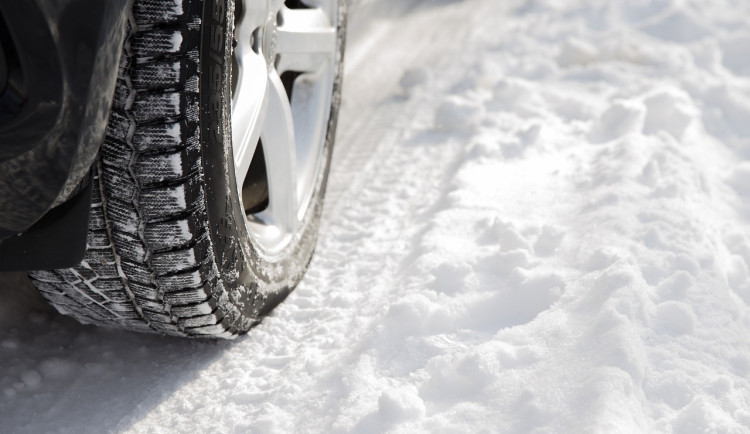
[28,0,346,338]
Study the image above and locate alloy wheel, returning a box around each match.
[231,0,339,257]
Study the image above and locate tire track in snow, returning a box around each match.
[123,1,519,431]
[7,0,750,432]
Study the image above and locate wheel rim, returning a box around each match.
[231,0,338,256]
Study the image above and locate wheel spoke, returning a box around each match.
[258,71,297,231]
[236,1,268,37]
[231,0,339,254]
[269,0,285,13]
[231,52,269,192]
[276,7,337,74]
[290,62,334,212]
[291,0,337,27]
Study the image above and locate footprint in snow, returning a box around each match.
[640,8,713,43]
[583,248,621,272]
[653,270,694,301]
[478,249,531,276]
[721,34,750,77]
[646,376,694,410]
[533,225,565,256]
[557,38,598,68]
[466,269,565,331]
[642,87,696,139]
[653,301,697,335]
[489,78,539,112]
[420,340,542,402]
[434,96,484,133]
[477,217,532,252]
[399,67,431,97]
[588,99,646,144]
[430,262,475,295]
[727,163,750,198]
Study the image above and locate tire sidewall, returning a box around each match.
[199,0,346,319]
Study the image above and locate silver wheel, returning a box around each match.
[231,0,339,257]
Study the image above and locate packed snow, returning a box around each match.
[2,0,750,432]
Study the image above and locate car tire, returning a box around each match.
[28,0,346,338]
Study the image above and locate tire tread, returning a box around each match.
[29,0,236,338]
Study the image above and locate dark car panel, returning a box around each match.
[0,0,130,237]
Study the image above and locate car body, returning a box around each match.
[0,0,130,269]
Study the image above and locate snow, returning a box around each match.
[3,0,750,432]
[171,31,183,52]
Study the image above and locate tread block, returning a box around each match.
[40,291,76,308]
[183,74,199,94]
[92,294,131,309]
[163,285,211,306]
[101,169,139,204]
[131,58,182,89]
[89,205,107,232]
[73,265,99,283]
[111,230,148,263]
[144,213,202,251]
[116,44,131,83]
[157,267,204,292]
[112,79,133,111]
[105,111,132,140]
[80,290,109,305]
[132,120,198,152]
[132,91,183,123]
[32,280,62,295]
[106,200,141,236]
[100,137,134,168]
[131,28,189,59]
[178,311,222,329]
[151,234,210,276]
[92,278,125,292]
[56,277,97,300]
[140,178,203,220]
[134,143,200,184]
[141,309,175,324]
[120,259,154,286]
[106,308,145,320]
[64,297,120,322]
[136,297,167,312]
[171,297,218,318]
[43,295,90,316]
[55,269,83,285]
[187,318,234,336]
[30,270,63,284]
[103,292,134,305]
[133,0,189,27]
[130,282,162,301]
[87,229,111,250]
[185,49,199,66]
[45,297,103,321]
[81,251,120,279]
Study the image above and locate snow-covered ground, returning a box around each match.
[3,0,750,431]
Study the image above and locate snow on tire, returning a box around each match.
[28,0,346,338]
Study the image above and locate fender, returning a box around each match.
[0,0,131,269]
